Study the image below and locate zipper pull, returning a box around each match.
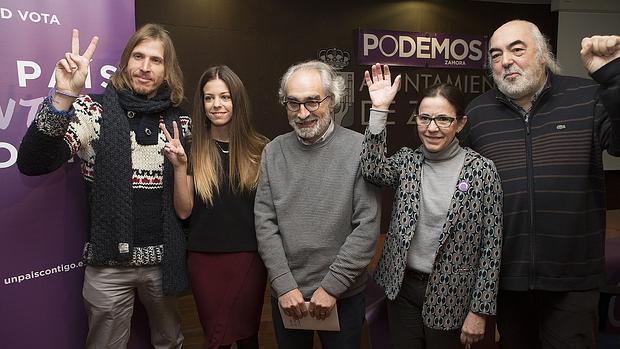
[525,113,530,135]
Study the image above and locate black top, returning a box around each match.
[187,141,259,252]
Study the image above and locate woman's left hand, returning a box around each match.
[460,311,486,349]
[364,63,401,110]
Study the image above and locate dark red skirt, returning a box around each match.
[188,251,267,348]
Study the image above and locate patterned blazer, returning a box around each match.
[361,129,503,330]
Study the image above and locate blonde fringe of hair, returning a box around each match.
[110,23,184,106]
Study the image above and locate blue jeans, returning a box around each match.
[271,292,366,349]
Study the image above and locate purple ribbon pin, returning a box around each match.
[457,181,470,192]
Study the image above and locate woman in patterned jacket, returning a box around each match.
[361,64,503,349]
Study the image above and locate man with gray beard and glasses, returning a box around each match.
[461,19,620,349]
[254,60,381,349]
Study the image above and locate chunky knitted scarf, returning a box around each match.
[89,84,188,295]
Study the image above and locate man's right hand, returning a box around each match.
[278,288,308,320]
[53,29,99,110]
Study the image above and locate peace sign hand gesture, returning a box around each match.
[364,63,401,111]
[55,29,99,97]
[160,121,188,169]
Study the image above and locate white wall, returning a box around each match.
[553,0,620,169]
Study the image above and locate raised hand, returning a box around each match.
[160,121,187,168]
[55,29,99,97]
[580,35,620,74]
[364,63,401,110]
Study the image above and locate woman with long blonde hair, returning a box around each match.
[162,65,268,349]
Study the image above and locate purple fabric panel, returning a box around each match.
[0,0,136,347]
[358,28,487,69]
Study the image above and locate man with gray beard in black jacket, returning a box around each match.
[461,19,620,349]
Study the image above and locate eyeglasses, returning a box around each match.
[284,96,330,112]
[415,114,458,128]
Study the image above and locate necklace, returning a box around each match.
[215,141,229,154]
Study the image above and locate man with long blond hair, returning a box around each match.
[17,23,188,348]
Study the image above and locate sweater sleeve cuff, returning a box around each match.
[590,56,620,85]
[35,96,74,137]
[368,108,389,135]
[470,303,494,316]
[320,271,349,298]
[271,271,299,297]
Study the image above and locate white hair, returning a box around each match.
[526,21,561,74]
[278,60,345,107]
[488,20,561,74]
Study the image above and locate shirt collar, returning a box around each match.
[509,74,549,114]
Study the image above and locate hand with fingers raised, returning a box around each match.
[160,121,187,168]
[364,63,401,111]
[53,29,99,110]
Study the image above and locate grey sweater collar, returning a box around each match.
[421,137,462,162]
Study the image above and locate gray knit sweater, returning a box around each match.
[407,139,465,273]
[255,124,381,299]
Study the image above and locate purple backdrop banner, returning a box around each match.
[0,0,135,347]
[358,28,487,69]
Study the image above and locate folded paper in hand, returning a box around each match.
[278,301,340,331]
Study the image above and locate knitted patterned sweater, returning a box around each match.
[17,95,191,268]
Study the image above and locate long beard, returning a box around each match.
[493,64,544,100]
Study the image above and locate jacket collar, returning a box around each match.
[494,68,554,113]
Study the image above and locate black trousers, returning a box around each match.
[497,289,599,349]
[386,270,463,349]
